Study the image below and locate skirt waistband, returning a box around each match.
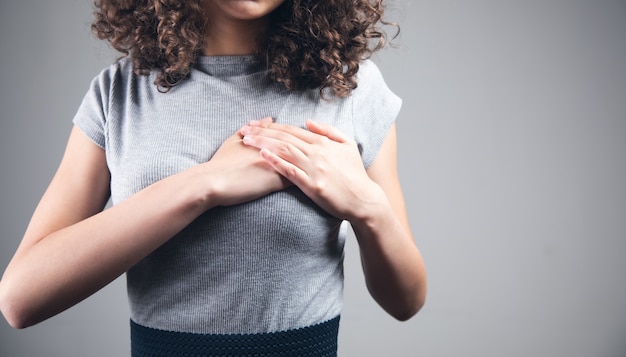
[130,316,340,357]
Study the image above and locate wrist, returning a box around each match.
[347,184,392,233]
[177,163,219,213]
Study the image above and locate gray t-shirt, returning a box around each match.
[73,56,401,334]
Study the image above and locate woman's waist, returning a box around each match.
[130,315,340,356]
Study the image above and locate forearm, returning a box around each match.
[239,120,427,319]
[0,165,213,328]
[350,188,427,321]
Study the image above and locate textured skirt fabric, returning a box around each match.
[130,316,340,357]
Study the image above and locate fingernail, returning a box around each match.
[243,135,253,144]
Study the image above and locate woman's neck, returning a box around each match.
[202,16,267,56]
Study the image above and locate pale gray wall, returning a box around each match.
[1,1,625,356]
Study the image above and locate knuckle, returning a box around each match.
[311,179,327,196]
[312,157,329,174]
[277,143,295,157]
[285,166,298,179]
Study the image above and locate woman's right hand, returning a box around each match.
[203,117,291,207]
[0,119,288,328]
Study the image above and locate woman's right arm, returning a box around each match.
[0,122,285,329]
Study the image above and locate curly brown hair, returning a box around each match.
[92,0,397,97]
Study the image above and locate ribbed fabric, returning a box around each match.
[72,56,401,335]
[130,316,340,357]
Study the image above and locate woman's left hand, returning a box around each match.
[240,119,384,221]
[242,119,428,321]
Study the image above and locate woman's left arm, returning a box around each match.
[240,120,427,320]
[349,123,427,320]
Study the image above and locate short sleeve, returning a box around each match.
[351,60,402,169]
[72,65,114,149]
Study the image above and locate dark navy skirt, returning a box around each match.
[130,316,340,357]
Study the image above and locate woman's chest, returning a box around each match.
[103,89,354,204]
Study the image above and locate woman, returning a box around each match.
[0,0,427,355]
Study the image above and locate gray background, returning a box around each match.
[1,0,625,356]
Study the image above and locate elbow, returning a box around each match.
[0,290,23,329]
[390,295,426,322]
[395,272,429,321]
[392,311,417,322]
[1,306,30,330]
[393,305,425,322]
[0,279,35,329]
[386,284,427,322]
[368,277,428,322]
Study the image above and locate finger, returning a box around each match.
[239,117,271,138]
[245,116,274,128]
[305,120,350,143]
[250,122,321,144]
[241,123,316,150]
[243,133,310,165]
[253,116,274,128]
[259,148,309,186]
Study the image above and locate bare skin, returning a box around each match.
[0,0,426,328]
[201,0,285,55]
[0,119,287,328]
[241,119,427,319]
